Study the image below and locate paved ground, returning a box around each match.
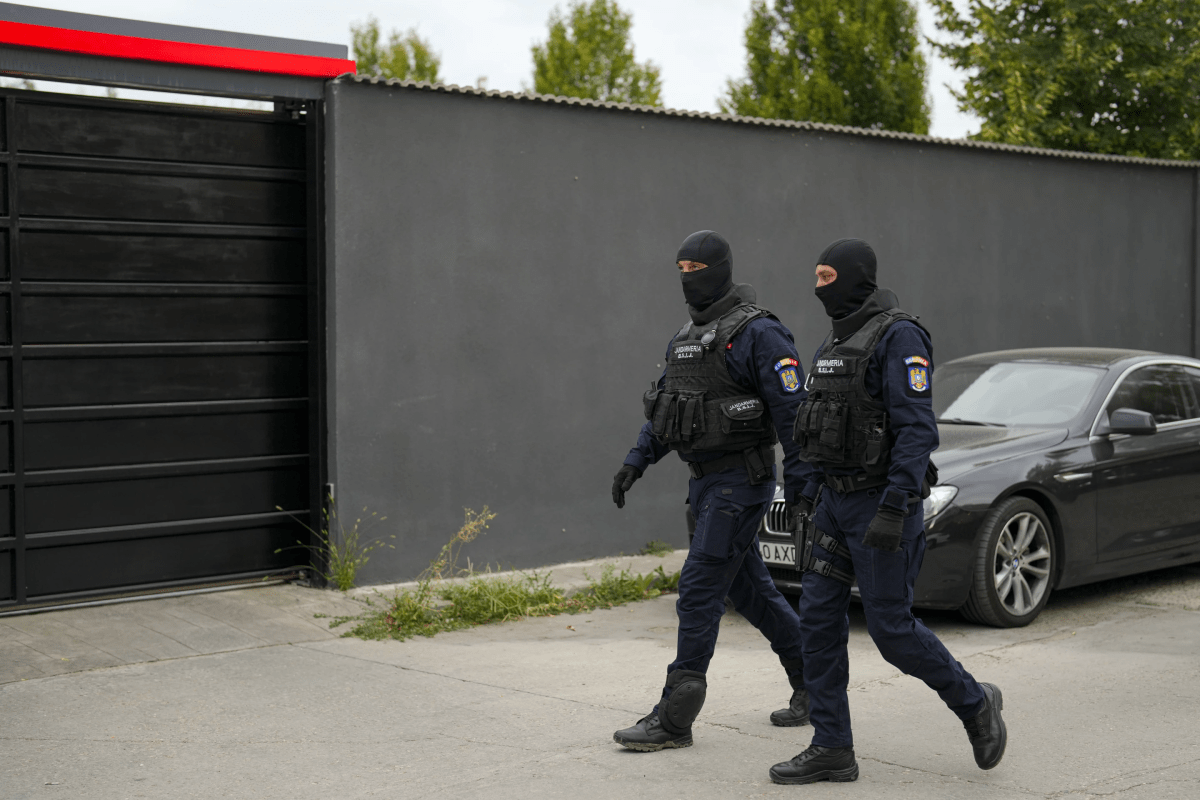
[3,553,1200,799]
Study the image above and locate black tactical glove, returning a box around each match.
[863,505,905,552]
[612,464,643,509]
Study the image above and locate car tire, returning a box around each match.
[959,497,1056,628]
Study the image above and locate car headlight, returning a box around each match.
[923,485,958,520]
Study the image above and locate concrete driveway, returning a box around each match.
[3,553,1199,799]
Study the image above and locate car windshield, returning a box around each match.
[934,361,1104,426]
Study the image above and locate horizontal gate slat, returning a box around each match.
[25,463,309,534]
[19,168,305,226]
[24,510,306,547]
[23,282,306,297]
[23,231,305,283]
[23,295,307,343]
[24,526,305,597]
[20,219,305,238]
[16,102,305,168]
[16,152,305,181]
[23,353,308,406]
[25,397,306,422]
[26,410,307,470]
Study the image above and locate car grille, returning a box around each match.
[763,500,789,534]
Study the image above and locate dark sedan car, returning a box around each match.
[755,348,1200,628]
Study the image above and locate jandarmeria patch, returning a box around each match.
[904,356,929,396]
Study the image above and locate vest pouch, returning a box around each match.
[817,401,847,449]
[862,420,888,467]
[651,392,678,441]
[793,400,819,446]
[643,386,662,421]
[719,396,767,434]
[676,391,706,443]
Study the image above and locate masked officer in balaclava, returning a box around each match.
[768,239,1007,785]
[610,230,815,751]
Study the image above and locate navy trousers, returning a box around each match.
[799,486,986,748]
[664,467,805,690]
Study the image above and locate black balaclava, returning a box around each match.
[677,230,734,310]
[814,238,878,319]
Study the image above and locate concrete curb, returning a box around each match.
[347,549,688,599]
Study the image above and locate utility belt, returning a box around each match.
[823,472,889,494]
[821,460,940,498]
[684,444,774,485]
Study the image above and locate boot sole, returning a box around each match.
[769,714,811,728]
[769,763,859,785]
[977,683,1007,771]
[613,733,693,752]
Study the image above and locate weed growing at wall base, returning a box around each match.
[276,499,393,591]
[333,563,680,641]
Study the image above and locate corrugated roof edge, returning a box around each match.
[336,73,1200,169]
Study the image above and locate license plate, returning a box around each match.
[760,540,796,567]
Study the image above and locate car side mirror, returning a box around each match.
[1106,407,1158,436]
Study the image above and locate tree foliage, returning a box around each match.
[351,16,442,83]
[720,0,930,133]
[930,0,1200,160]
[531,0,663,105]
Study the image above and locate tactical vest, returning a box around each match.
[793,308,927,474]
[643,302,778,454]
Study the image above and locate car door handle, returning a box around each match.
[1054,472,1093,483]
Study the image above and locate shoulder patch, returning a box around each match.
[774,357,799,371]
[778,367,800,393]
[904,356,929,367]
[905,362,930,397]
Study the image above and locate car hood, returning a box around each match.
[771,424,1070,501]
[932,424,1069,481]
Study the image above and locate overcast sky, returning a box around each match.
[27,0,982,138]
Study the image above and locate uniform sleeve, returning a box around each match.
[623,343,672,473]
[873,322,939,510]
[726,319,815,503]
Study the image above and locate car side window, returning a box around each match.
[1106,365,1191,424]
[1183,367,1200,420]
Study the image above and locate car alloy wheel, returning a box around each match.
[961,497,1056,628]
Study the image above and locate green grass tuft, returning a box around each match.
[332,563,681,641]
[638,539,676,557]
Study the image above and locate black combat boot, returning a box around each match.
[612,712,692,751]
[769,673,810,727]
[614,670,706,752]
[963,682,1007,770]
[769,745,859,785]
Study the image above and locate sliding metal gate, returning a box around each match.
[0,88,324,607]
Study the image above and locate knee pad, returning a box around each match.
[661,669,707,734]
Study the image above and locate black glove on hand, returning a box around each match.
[863,505,905,552]
[612,464,643,509]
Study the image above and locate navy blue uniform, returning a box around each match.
[624,316,815,681]
[797,321,986,748]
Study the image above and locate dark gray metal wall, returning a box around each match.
[326,80,1199,583]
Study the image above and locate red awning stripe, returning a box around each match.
[0,20,356,78]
